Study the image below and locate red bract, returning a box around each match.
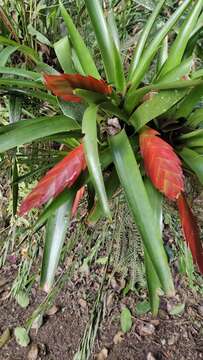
[44,74,112,102]
[19,144,86,215]
[177,193,203,274]
[139,128,184,200]
[71,186,85,218]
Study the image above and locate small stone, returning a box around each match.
[198,305,203,317]
[147,352,156,360]
[46,305,59,316]
[113,331,124,345]
[150,319,160,326]
[161,338,166,345]
[168,335,176,346]
[78,298,87,309]
[96,347,108,360]
[27,344,38,360]
[138,323,155,337]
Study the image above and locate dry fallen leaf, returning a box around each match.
[27,343,39,360]
[0,328,10,349]
[95,347,108,360]
[113,331,124,345]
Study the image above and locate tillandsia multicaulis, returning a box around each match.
[1,0,203,309]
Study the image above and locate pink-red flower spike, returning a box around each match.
[139,128,184,200]
[44,73,112,103]
[139,127,203,274]
[19,144,86,215]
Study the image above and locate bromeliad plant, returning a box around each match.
[1,0,203,315]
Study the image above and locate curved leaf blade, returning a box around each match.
[159,0,203,78]
[82,104,111,219]
[40,192,75,292]
[0,115,80,153]
[179,147,203,185]
[59,2,100,79]
[109,129,174,296]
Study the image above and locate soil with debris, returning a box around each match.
[0,263,203,360]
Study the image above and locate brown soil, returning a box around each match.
[0,265,203,360]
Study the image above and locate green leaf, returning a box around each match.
[169,303,185,316]
[144,178,162,317]
[129,89,187,131]
[87,168,120,225]
[84,0,116,84]
[0,36,39,62]
[159,0,203,78]
[40,194,75,292]
[179,147,203,185]
[157,35,168,73]
[135,300,151,316]
[187,108,203,128]
[60,2,99,79]
[0,66,41,80]
[175,84,203,119]
[16,291,29,309]
[27,24,51,46]
[109,129,174,296]
[14,327,30,347]
[0,115,80,153]
[156,56,193,84]
[126,77,200,114]
[120,307,132,333]
[33,188,75,232]
[125,0,193,106]
[107,9,125,92]
[179,129,203,147]
[0,78,44,90]
[54,36,74,73]
[58,99,86,122]
[0,46,18,66]
[8,95,22,215]
[82,104,111,219]
[128,0,166,80]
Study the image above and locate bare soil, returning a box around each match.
[0,264,203,360]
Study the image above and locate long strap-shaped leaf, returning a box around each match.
[84,0,116,85]
[179,147,203,185]
[128,0,166,81]
[177,193,203,274]
[107,9,126,92]
[144,178,163,317]
[59,1,99,79]
[109,129,174,296]
[82,104,111,219]
[54,36,74,74]
[0,115,80,153]
[158,0,203,78]
[175,84,203,119]
[130,89,187,131]
[125,0,193,111]
[40,189,75,292]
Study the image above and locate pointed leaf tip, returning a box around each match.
[177,192,203,275]
[19,144,86,215]
[139,128,184,200]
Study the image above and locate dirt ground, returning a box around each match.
[0,263,203,360]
